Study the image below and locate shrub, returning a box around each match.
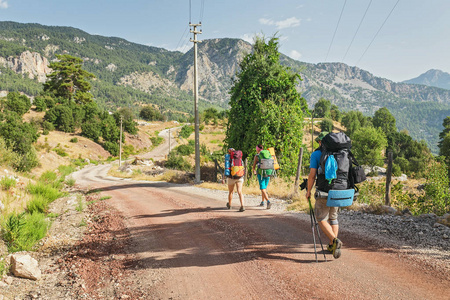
[58,165,76,177]
[1,212,49,252]
[70,137,78,143]
[27,182,62,203]
[14,148,40,172]
[320,118,334,132]
[53,147,68,157]
[26,194,49,214]
[42,121,55,132]
[0,176,17,190]
[103,141,119,156]
[179,125,194,139]
[150,136,164,147]
[176,144,194,156]
[65,177,76,187]
[165,152,192,171]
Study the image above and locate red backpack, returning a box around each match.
[230,150,244,178]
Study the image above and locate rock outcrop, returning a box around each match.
[0,51,51,82]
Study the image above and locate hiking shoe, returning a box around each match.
[331,238,343,259]
[226,202,231,209]
[266,202,272,209]
[327,244,333,253]
[239,206,245,212]
[259,201,264,207]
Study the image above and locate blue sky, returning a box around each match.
[1,0,449,82]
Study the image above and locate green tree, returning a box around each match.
[0,112,39,171]
[352,127,387,170]
[33,96,47,112]
[45,105,75,133]
[320,118,333,132]
[388,131,432,177]
[314,98,331,118]
[439,117,450,158]
[225,35,307,176]
[419,157,449,215]
[139,105,164,121]
[341,110,372,138]
[81,117,102,143]
[114,108,137,134]
[373,107,396,137]
[43,54,95,104]
[3,92,31,116]
[330,104,342,122]
[202,107,219,125]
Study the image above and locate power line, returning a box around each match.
[189,0,192,24]
[342,0,373,63]
[356,0,400,66]
[199,0,205,23]
[175,25,189,51]
[325,0,347,62]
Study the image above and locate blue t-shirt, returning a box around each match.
[310,149,322,169]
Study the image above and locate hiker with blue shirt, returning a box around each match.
[305,132,343,259]
[252,144,272,209]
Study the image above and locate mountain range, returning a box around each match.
[403,69,450,90]
[0,21,449,154]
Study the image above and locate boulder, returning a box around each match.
[10,254,41,281]
[381,205,397,215]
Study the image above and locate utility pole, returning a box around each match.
[119,116,123,167]
[168,128,171,154]
[311,109,314,152]
[190,22,202,184]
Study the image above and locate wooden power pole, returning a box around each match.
[190,22,202,184]
[119,116,123,167]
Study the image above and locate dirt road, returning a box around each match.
[72,163,449,300]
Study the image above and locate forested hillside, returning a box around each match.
[0,21,449,153]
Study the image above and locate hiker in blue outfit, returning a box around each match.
[252,144,272,209]
[305,132,343,259]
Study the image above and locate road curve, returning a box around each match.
[71,164,449,300]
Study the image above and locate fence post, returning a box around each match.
[214,159,218,183]
[293,147,304,195]
[385,151,393,206]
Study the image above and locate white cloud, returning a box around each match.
[275,17,301,29]
[259,17,301,30]
[279,36,289,42]
[259,18,274,26]
[0,0,8,9]
[240,34,253,44]
[289,50,302,60]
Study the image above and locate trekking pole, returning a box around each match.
[308,197,327,263]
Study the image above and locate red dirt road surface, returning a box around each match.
[71,164,449,300]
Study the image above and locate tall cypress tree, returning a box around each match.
[225,36,308,177]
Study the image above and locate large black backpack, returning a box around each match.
[316,132,357,192]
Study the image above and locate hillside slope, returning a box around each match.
[0,21,449,153]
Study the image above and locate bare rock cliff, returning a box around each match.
[0,51,51,82]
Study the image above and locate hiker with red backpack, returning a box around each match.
[305,131,343,259]
[252,144,272,209]
[225,148,245,212]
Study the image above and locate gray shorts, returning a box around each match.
[314,195,338,222]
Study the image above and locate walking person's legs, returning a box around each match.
[235,180,245,211]
[227,179,234,209]
[315,198,342,258]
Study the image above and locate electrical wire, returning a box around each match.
[325,0,347,62]
[175,25,189,52]
[356,0,400,66]
[342,0,373,62]
[199,0,205,23]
